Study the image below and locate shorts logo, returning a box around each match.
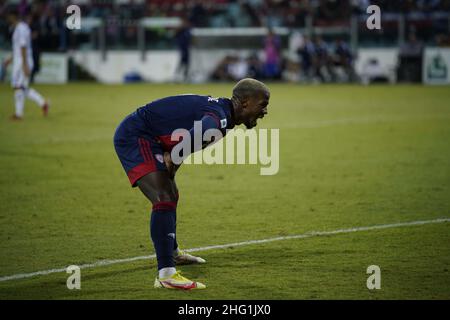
[155,154,164,163]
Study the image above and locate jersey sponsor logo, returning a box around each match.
[220,118,227,128]
[208,96,219,103]
[155,153,164,163]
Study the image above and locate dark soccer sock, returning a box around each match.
[173,192,179,251]
[173,221,179,252]
[150,201,177,270]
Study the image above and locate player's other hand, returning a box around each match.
[23,64,31,77]
[2,57,12,68]
[164,152,180,179]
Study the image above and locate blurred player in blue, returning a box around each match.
[114,78,270,290]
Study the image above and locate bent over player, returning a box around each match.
[113,78,270,290]
[4,8,49,120]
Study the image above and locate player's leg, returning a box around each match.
[137,171,177,276]
[114,124,205,290]
[26,87,49,116]
[24,76,49,116]
[13,88,25,119]
[168,177,206,265]
[11,64,49,117]
[136,170,177,203]
[11,66,25,119]
[137,172,205,290]
[169,178,179,252]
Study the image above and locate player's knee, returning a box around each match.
[155,191,177,203]
[153,201,177,212]
[14,88,25,97]
[152,192,177,212]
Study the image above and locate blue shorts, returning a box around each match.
[113,113,167,187]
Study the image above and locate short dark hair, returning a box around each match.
[232,78,269,102]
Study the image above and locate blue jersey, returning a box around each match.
[133,94,235,150]
[113,94,236,186]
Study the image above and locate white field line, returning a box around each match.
[0,217,448,283]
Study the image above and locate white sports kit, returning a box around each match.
[10,21,47,118]
[11,21,34,89]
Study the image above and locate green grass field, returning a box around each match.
[0,83,449,299]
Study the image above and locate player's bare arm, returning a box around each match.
[21,47,30,77]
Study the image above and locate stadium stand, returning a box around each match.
[0,0,449,83]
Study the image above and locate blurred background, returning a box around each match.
[0,0,449,85]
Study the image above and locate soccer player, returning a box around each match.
[3,8,49,120]
[113,78,270,290]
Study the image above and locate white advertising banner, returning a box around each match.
[423,48,450,85]
[34,53,68,84]
[0,52,68,84]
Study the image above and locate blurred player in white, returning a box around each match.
[3,7,49,120]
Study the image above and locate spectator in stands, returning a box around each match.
[211,53,264,81]
[282,58,301,82]
[416,0,442,13]
[27,10,43,83]
[400,32,424,57]
[247,53,263,79]
[313,36,335,82]
[227,0,252,27]
[297,35,316,81]
[228,54,249,80]
[333,39,357,82]
[211,55,235,81]
[189,0,208,27]
[174,18,192,82]
[242,1,261,27]
[263,28,282,79]
[264,1,285,28]
[316,0,351,25]
[398,32,424,82]
[351,0,371,14]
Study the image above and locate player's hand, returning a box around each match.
[164,152,180,179]
[23,64,31,77]
[2,57,12,68]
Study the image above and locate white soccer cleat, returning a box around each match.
[174,250,206,265]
